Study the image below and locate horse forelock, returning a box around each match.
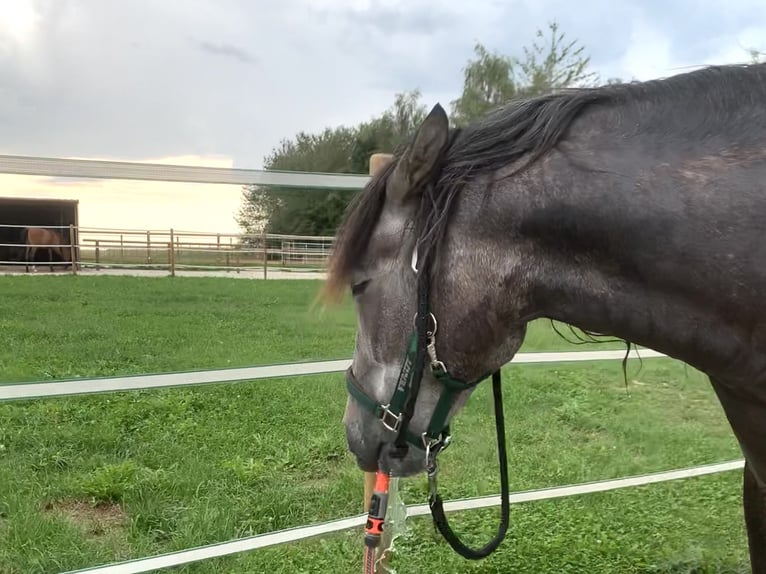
[322,159,397,302]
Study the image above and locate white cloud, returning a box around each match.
[704,25,766,64]
[0,0,39,48]
[620,17,676,81]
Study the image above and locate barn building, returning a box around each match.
[0,197,80,268]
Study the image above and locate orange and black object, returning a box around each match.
[363,471,391,573]
[364,471,390,548]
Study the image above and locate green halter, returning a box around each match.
[345,240,510,561]
[345,323,490,453]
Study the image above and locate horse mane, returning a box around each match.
[323,62,766,302]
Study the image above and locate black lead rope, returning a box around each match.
[427,370,510,560]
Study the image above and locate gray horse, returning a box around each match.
[325,62,766,571]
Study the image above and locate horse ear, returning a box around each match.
[387,103,450,203]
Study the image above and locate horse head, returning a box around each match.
[324,104,530,476]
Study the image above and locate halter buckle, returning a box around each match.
[380,405,403,433]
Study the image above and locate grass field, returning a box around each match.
[0,276,750,573]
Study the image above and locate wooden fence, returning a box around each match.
[76,228,334,278]
[0,225,335,278]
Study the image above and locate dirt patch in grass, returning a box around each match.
[45,499,130,542]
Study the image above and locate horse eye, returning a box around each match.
[351,280,370,297]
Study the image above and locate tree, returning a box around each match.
[236,91,427,237]
[449,21,597,126]
[514,21,599,97]
[351,90,429,172]
[449,43,517,127]
[235,126,358,238]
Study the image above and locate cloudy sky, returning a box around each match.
[2,0,766,171]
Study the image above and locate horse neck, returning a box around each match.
[481,148,766,381]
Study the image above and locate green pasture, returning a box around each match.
[0,276,750,573]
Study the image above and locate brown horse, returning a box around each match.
[23,227,71,273]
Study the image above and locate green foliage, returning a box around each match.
[351,90,428,173]
[78,461,173,504]
[514,21,600,97]
[449,43,518,127]
[235,126,359,238]
[450,21,598,126]
[236,91,426,238]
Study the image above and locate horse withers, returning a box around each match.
[326,62,766,571]
[23,227,72,273]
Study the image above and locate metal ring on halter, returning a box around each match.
[431,359,447,373]
[412,312,438,335]
[423,432,451,461]
[424,434,436,466]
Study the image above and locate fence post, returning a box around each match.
[369,153,393,178]
[262,229,268,280]
[146,231,152,265]
[363,153,394,516]
[68,224,77,275]
[169,228,175,277]
[95,240,100,271]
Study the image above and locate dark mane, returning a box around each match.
[323,62,766,300]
